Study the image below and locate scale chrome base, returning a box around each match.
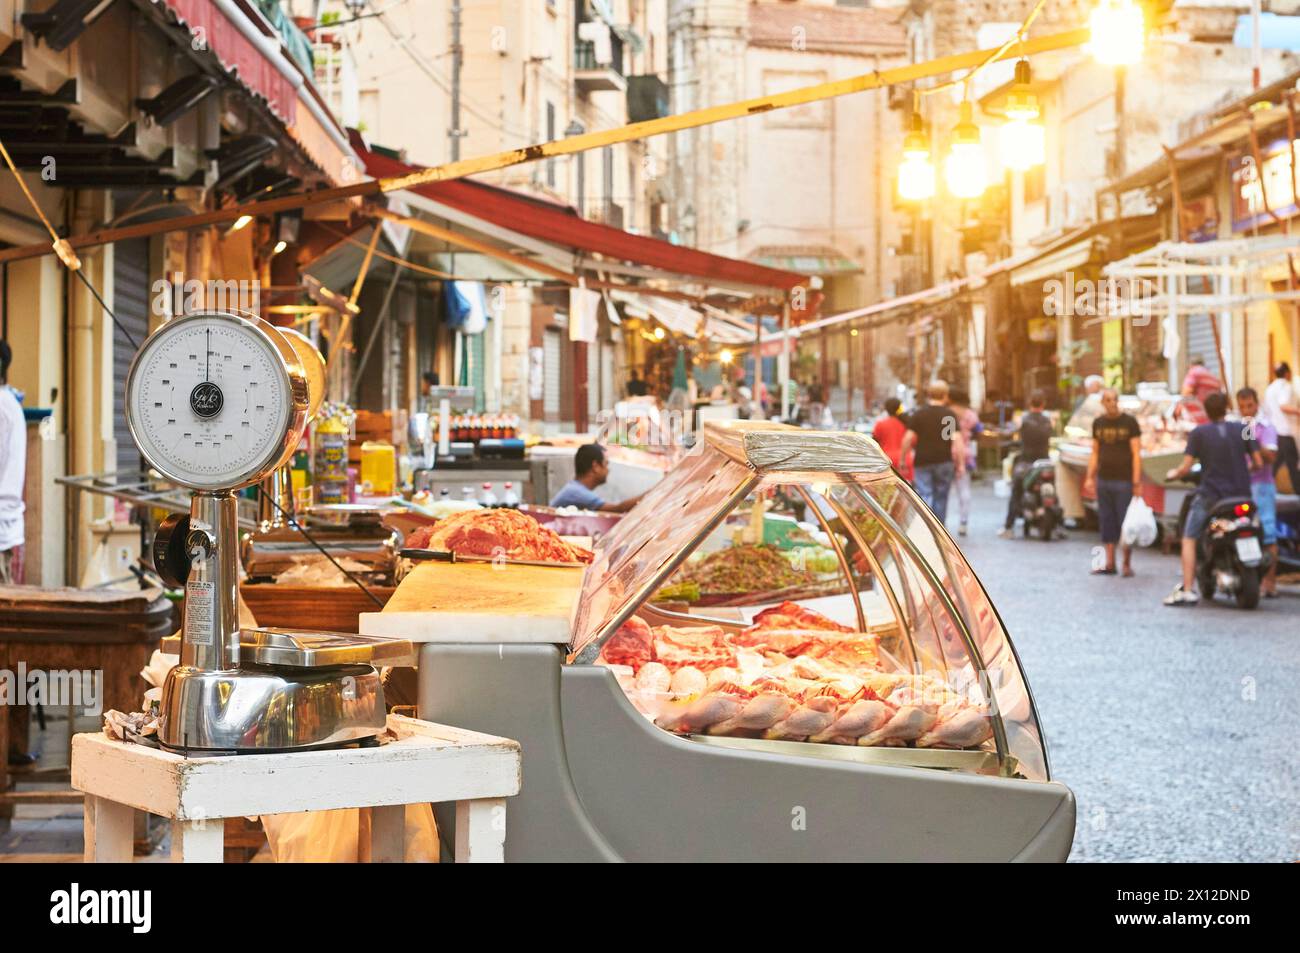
[157,663,387,755]
[156,629,411,755]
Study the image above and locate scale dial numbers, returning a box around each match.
[126,313,299,490]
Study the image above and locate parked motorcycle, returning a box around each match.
[1175,471,1268,608]
[1274,490,1300,576]
[1019,458,1064,541]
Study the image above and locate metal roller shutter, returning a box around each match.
[587,343,600,422]
[543,328,562,419]
[601,341,616,410]
[1184,276,1221,377]
[112,239,151,476]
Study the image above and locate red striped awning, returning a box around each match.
[158,0,298,123]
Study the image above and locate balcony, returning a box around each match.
[627,74,669,122]
[574,34,626,93]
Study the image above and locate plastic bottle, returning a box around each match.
[461,486,476,504]
[479,482,498,507]
[502,482,519,509]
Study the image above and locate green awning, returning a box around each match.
[751,252,862,276]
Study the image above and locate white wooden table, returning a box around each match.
[71,715,521,863]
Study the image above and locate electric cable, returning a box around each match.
[257,485,386,608]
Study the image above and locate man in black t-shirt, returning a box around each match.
[999,390,1054,536]
[1083,388,1143,576]
[902,380,959,524]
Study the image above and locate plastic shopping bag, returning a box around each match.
[1121,496,1157,548]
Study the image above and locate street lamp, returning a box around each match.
[944,100,986,199]
[1001,59,1045,171]
[1088,0,1145,67]
[897,108,936,201]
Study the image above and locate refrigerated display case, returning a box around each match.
[363,420,1074,861]
[1056,386,1206,526]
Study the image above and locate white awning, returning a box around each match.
[1009,238,1095,286]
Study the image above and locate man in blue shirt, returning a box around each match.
[1163,391,1261,606]
[550,443,644,513]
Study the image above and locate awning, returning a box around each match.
[154,0,359,186]
[301,224,397,291]
[1009,233,1097,286]
[750,246,863,275]
[612,291,758,343]
[352,136,809,293]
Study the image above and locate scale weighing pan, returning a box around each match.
[162,628,415,668]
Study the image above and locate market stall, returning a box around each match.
[1056,385,1206,531]
[362,420,1074,861]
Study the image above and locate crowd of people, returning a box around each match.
[868,361,1300,608]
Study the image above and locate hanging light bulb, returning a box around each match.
[945,100,986,199]
[897,106,936,201]
[1001,59,1045,172]
[1088,0,1145,67]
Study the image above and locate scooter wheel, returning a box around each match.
[1197,563,1216,602]
[1236,568,1260,609]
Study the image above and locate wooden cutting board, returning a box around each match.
[359,559,584,644]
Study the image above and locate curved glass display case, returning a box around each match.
[570,420,1050,781]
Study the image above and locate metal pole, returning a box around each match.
[450,0,463,161]
[780,302,790,420]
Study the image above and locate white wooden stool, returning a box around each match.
[71,715,521,863]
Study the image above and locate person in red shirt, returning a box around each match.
[872,397,912,480]
[1182,355,1224,405]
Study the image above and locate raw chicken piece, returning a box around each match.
[708,692,795,734]
[634,662,672,695]
[857,705,937,747]
[653,701,689,732]
[917,708,993,749]
[705,666,741,694]
[670,666,707,699]
[809,699,891,744]
[673,693,745,733]
[788,655,830,680]
[764,695,839,740]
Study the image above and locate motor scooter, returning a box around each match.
[1175,469,1268,609]
[1019,458,1064,541]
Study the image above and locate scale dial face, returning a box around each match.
[126,312,306,491]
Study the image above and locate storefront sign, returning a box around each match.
[1231,139,1300,231]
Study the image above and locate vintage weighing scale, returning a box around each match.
[126,309,409,754]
